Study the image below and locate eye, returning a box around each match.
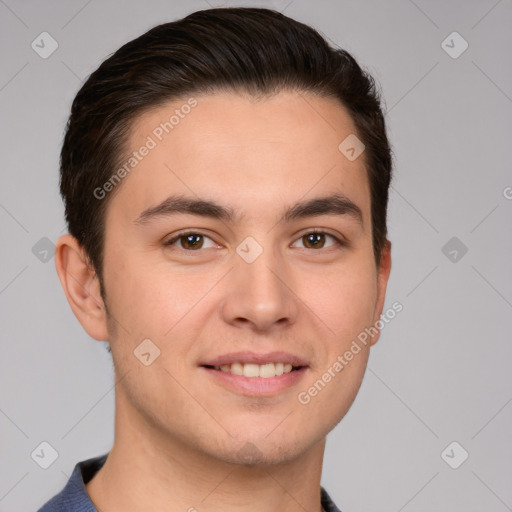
[164,229,345,253]
[291,231,344,250]
[164,231,218,251]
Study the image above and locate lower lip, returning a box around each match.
[200,366,308,396]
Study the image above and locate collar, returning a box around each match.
[38,453,342,512]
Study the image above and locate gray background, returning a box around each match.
[1,0,511,510]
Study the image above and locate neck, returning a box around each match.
[86,390,327,512]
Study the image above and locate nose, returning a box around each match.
[220,245,299,333]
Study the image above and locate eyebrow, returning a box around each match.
[134,193,364,228]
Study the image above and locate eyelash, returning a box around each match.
[164,230,346,252]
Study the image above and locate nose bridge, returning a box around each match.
[241,240,282,291]
[222,235,298,330]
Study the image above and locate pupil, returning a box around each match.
[184,234,202,249]
[306,233,324,248]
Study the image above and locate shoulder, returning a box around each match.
[321,486,343,512]
[36,454,108,512]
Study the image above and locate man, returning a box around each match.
[38,7,393,512]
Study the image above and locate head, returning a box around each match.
[56,7,393,466]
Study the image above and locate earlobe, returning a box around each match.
[370,240,392,346]
[55,234,109,341]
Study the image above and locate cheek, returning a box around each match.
[297,260,376,427]
[295,346,370,439]
[299,257,378,344]
[103,251,177,329]
[105,255,225,356]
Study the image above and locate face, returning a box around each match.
[95,90,391,465]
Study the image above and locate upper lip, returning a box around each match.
[200,351,309,367]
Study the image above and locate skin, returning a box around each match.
[56,90,392,512]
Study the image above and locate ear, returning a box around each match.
[369,240,392,346]
[55,234,109,341]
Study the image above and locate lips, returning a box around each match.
[200,363,308,396]
[199,351,309,395]
[199,351,309,368]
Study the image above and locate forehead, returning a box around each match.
[108,90,370,224]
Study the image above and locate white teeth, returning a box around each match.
[243,363,260,378]
[259,363,275,378]
[230,363,244,376]
[213,362,298,378]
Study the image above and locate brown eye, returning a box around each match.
[180,234,204,250]
[303,232,326,249]
[165,232,217,251]
[292,231,342,250]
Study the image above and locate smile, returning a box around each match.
[211,362,299,378]
[200,365,307,396]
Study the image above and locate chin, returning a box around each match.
[205,431,318,468]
